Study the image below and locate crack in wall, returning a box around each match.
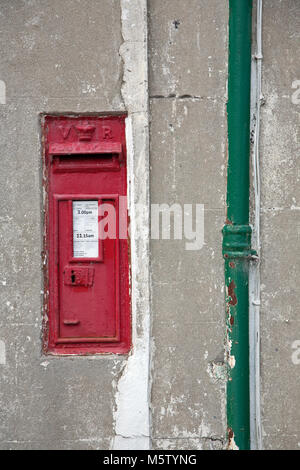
[150,94,223,102]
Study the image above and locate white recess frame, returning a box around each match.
[113,0,151,450]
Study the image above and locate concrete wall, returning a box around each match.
[0,0,150,450]
[259,0,300,450]
[0,0,299,451]
[148,0,228,450]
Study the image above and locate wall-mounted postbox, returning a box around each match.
[42,116,130,354]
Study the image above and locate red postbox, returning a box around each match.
[42,115,130,354]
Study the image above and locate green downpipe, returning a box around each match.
[223,0,253,450]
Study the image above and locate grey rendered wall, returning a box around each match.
[259,0,300,450]
[1,0,299,452]
[0,0,126,450]
[148,0,228,450]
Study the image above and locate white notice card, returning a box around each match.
[73,200,99,258]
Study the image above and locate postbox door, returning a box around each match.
[55,197,119,343]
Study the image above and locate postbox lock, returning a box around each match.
[63,266,94,287]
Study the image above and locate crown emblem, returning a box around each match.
[74,123,96,141]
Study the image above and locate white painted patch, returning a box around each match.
[228,355,236,369]
[0,340,6,365]
[0,80,6,104]
[228,431,239,450]
[81,81,97,95]
[113,435,149,450]
[291,340,300,365]
[291,80,300,105]
[40,361,50,369]
[113,0,150,451]
[113,328,150,449]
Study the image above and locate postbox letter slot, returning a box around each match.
[63,320,80,326]
[52,153,121,172]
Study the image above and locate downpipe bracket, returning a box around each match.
[222,224,257,260]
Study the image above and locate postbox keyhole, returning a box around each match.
[71,271,76,284]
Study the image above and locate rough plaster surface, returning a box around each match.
[152,438,224,451]
[112,1,151,450]
[0,0,124,111]
[148,0,228,449]
[258,0,300,450]
[0,0,149,450]
[1,0,299,452]
[149,0,228,99]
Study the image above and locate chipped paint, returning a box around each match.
[228,355,236,369]
[227,428,239,450]
[207,360,227,383]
